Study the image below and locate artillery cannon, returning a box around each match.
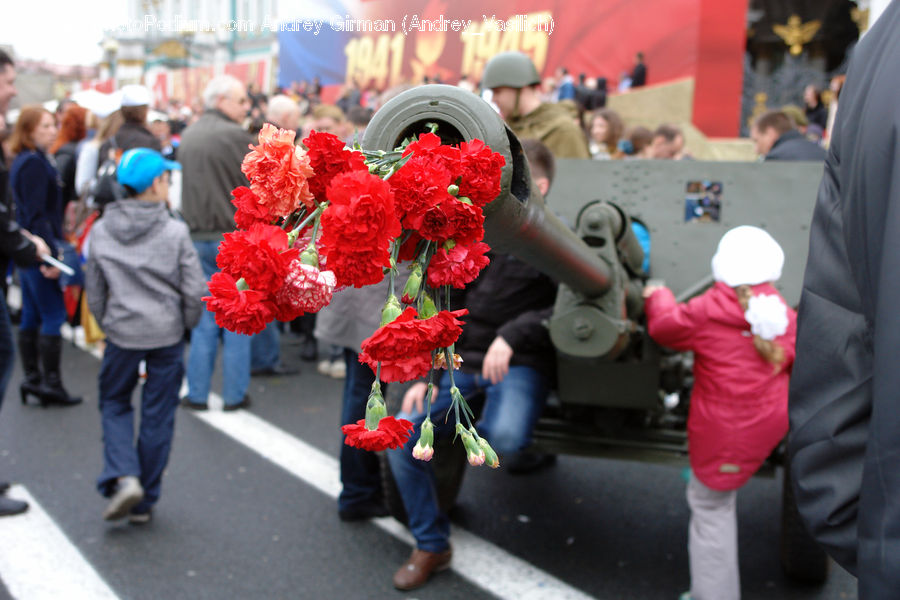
[363,85,828,583]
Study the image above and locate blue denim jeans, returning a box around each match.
[338,348,383,512]
[18,266,66,335]
[96,340,184,514]
[0,297,13,410]
[186,240,250,405]
[387,366,549,552]
[251,321,281,371]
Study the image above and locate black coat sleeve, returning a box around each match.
[0,196,38,267]
[789,5,900,594]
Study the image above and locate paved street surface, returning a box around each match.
[0,331,858,599]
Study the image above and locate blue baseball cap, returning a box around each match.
[117,147,181,194]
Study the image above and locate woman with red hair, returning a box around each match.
[50,104,88,207]
[9,105,81,407]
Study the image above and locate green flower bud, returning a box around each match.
[457,423,485,466]
[401,262,423,304]
[412,418,435,461]
[476,432,500,468]
[419,417,434,447]
[235,277,250,291]
[300,245,319,267]
[364,381,387,430]
[447,184,460,197]
[380,295,403,326]
[419,294,438,319]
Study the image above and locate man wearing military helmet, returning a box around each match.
[482,51,590,159]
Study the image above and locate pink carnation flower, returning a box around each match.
[273,260,337,321]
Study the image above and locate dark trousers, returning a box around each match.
[96,340,184,514]
[18,266,66,335]
[338,348,382,511]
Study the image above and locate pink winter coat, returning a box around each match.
[645,281,796,491]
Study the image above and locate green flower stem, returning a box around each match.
[445,349,463,427]
[292,202,327,235]
[307,210,322,247]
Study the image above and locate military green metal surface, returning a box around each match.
[547,159,822,307]
[363,84,824,468]
[363,84,615,298]
[480,51,542,89]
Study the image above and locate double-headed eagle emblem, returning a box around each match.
[773,15,822,56]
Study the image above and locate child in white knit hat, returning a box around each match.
[642,226,797,600]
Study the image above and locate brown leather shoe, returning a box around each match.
[392,548,452,591]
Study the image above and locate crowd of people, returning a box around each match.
[0,33,877,599]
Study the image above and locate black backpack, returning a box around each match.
[88,138,123,210]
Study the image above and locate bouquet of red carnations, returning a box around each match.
[204,123,506,467]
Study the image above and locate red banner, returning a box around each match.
[280,0,747,136]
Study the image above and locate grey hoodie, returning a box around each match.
[86,200,206,350]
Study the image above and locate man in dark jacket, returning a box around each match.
[387,139,558,591]
[0,48,52,517]
[630,52,647,88]
[179,75,256,411]
[751,110,825,161]
[98,85,161,160]
[789,3,900,597]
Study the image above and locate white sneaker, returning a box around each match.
[328,360,346,379]
[317,359,333,376]
[103,476,144,521]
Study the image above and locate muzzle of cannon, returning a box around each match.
[363,84,646,359]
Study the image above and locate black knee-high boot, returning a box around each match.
[17,330,42,405]
[37,335,81,406]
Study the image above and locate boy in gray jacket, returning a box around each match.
[86,148,206,524]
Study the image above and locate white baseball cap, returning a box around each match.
[120,84,152,107]
[70,89,121,118]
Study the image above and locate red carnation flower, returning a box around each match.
[427,242,491,289]
[322,249,389,289]
[231,186,271,229]
[389,153,454,231]
[342,416,414,451]
[420,308,469,348]
[401,132,459,163]
[441,198,485,245]
[303,130,368,201]
[202,272,274,335]
[216,223,300,295]
[401,132,443,157]
[242,123,315,216]
[358,307,468,380]
[457,139,505,207]
[318,170,401,288]
[359,306,432,363]
[376,354,434,383]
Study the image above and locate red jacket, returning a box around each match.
[645,282,796,490]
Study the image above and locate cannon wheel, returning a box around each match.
[780,462,829,583]
[380,436,469,525]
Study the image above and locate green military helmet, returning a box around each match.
[482,51,541,89]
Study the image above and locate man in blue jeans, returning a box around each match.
[178,75,256,410]
[387,139,558,590]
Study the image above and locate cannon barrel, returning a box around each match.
[362,84,613,298]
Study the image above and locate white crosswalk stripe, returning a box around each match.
[54,325,598,599]
[0,486,120,600]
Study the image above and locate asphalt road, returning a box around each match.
[0,331,858,599]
